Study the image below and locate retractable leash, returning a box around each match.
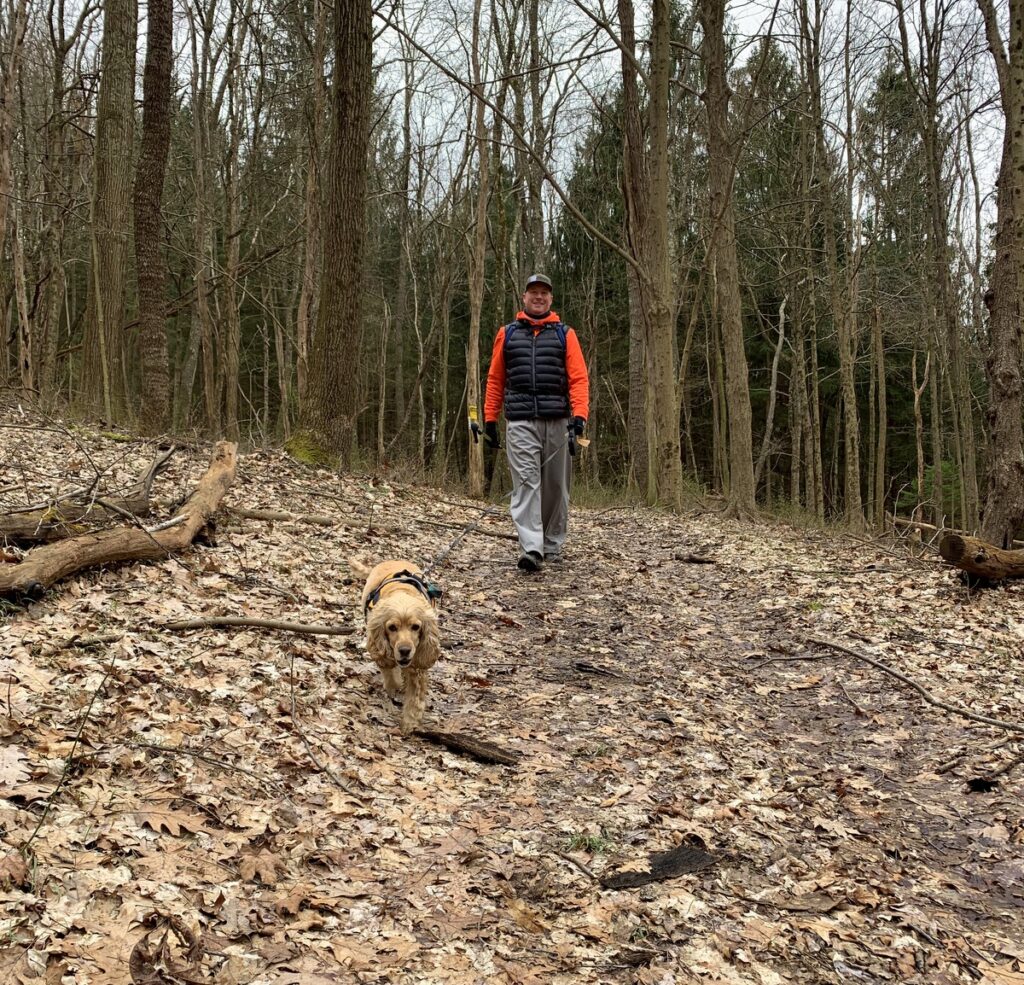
[420,421,580,579]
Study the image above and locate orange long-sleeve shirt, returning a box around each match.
[484,311,590,423]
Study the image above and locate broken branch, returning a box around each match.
[809,636,1024,735]
[164,616,355,635]
[0,443,235,598]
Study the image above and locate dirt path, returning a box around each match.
[2,430,1023,984]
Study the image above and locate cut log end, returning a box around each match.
[939,533,1024,581]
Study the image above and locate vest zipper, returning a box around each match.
[531,330,539,418]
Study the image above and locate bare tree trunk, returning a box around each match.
[975,0,1024,546]
[620,0,682,509]
[289,0,372,465]
[392,50,414,439]
[186,0,221,435]
[928,338,943,523]
[466,0,489,498]
[377,302,390,464]
[626,264,648,491]
[912,350,930,524]
[894,0,978,529]
[37,14,85,408]
[872,302,887,528]
[526,0,545,267]
[295,0,327,409]
[789,302,806,508]
[222,5,249,443]
[754,298,785,491]
[437,264,452,475]
[272,285,290,438]
[807,297,824,521]
[12,209,31,397]
[0,0,29,265]
[82,0,136,420]
[801,0,861,526]
[133,0,173,435]
[701,0,754,515]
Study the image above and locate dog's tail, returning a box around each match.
[349,557,372,578]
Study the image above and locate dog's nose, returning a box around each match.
[397,645,413,664]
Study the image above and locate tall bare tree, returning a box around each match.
[700,0,756,515]
[466,0,490,498]
[0,0,30,269]
[618,0,682,508]
[133,0,173,434]
[288,0,372,464]
[976,0,1024,546]
[81,0,136,420]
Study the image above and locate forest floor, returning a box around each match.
[1,410,1023,985]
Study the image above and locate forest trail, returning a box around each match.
[2,418,1023,984]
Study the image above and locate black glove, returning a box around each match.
[484,421,500,449]
[571,416,586,436]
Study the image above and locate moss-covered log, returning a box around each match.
[0,448,174,544]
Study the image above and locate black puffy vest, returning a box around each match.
[502,320,570,421]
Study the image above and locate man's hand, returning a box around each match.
[484,421,501,449]
[571,416,586,436]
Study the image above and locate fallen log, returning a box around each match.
[938,533,1024,581]
[0,443,236,598]
[0,447,175,544]
[412,729,521,767]
[892,515,1024,551]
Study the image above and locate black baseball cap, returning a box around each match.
[524,272,553,291]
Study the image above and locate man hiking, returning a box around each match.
[483,273,590,571]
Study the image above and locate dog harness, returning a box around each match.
[363,570,442,618]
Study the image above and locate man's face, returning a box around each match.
[522,285,553,317]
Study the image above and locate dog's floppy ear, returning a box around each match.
[417,609,441,667]
[366,602,391,661]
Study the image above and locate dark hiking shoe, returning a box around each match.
[517,551,543,572]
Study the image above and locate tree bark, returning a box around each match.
[701,0,755,515]
[466,0,489,498]
[221,0,250,443]
[82,0,137,419]
[133,0,173,435]
[0,0,29,267]
[871,302,887,528]
[620,0,682,509]
[0,443,235,598]
[289,0,372,465]
[939,533,1024,580]
[754,298,785,491]
[295,0,328,409]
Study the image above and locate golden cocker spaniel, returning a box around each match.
[351,559,441,733]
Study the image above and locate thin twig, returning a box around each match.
[838,683,865,715]
[417,517,517,540]
[126,741,270,784]
[748,653,824,670]
[145,514,187,533]
[810,636,1024,735]
[550,847,598,883]
[25,643,120,850]
[288,650,358,793]
[164,616,355,635]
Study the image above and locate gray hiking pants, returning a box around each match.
[506,418,571,557]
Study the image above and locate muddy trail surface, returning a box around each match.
[2,420,1022,984]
